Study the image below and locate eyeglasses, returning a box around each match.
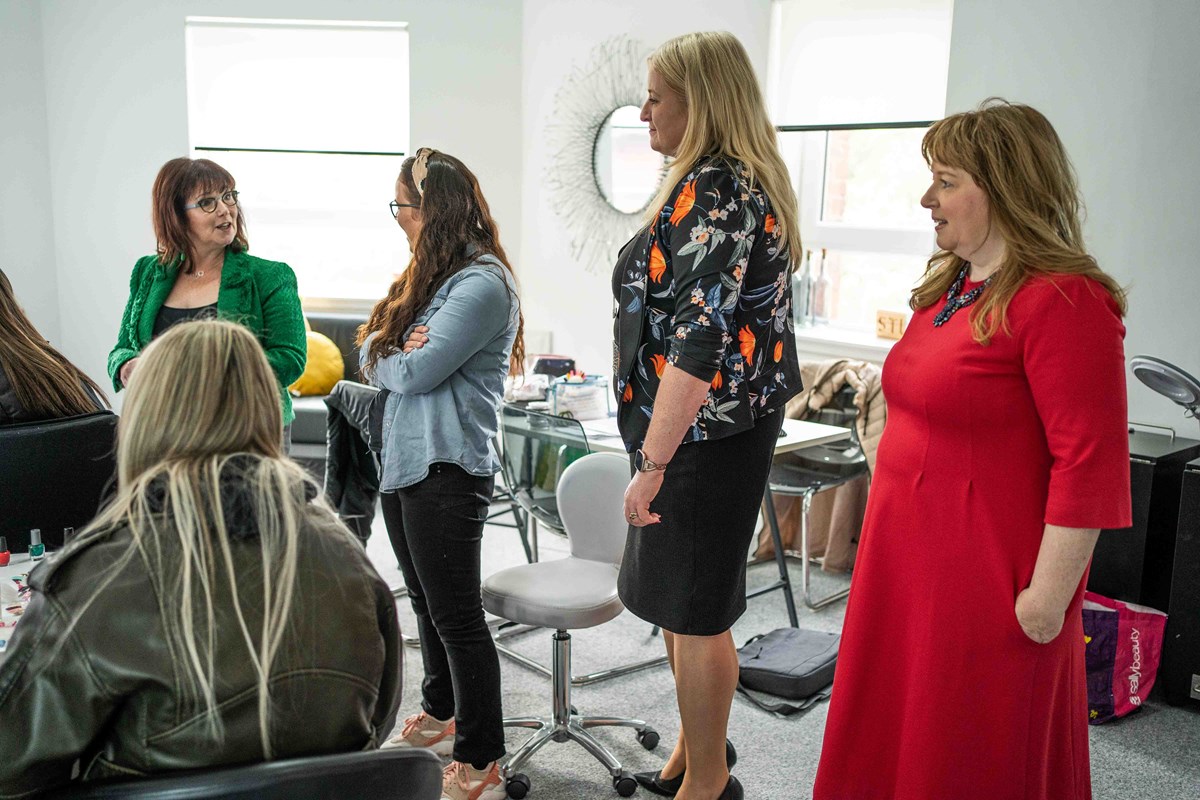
[389,200,420,219]
[184,190,239,213]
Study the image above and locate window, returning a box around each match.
[768,0,954,342]
[185,17,409,305]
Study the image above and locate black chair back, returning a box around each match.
[0,411,118,551]
[44,748,443,800]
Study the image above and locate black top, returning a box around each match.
[611,156,802,452]
[152,302,218,338]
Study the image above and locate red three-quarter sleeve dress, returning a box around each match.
[813,273,1132,800]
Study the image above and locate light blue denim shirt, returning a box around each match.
[362,257,519,491]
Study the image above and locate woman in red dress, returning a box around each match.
[813,99,1131,800]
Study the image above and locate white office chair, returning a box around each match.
[481,452,657,798]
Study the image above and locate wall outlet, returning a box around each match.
[876,310,908,341]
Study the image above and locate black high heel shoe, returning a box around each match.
[633,739,738,797]
[717,774,744,800]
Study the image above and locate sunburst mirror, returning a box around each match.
[545,36,666,275]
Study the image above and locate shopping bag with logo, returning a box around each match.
[1082,591,1167,724]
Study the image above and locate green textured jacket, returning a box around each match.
[107,249,306,424]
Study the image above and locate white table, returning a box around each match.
[504,408,851,628]
[0,553,36,664]
[577,415,849,456]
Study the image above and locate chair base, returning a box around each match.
[501,630,654,797]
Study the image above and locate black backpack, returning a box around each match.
[736,627,839,715]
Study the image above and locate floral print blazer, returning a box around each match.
[612,156,802,451]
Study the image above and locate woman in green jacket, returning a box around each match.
[107,157,306,435]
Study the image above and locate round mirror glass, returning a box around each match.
[593,105,664,214]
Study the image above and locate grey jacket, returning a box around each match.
[0,476,402,799]
[362,258,519,491]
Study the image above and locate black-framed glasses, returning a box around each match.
[389,200,420,219]
[184,190,239,213]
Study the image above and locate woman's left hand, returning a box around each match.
[402,325,430,353]
[1015,587,1065,644]
[623,470,665,527]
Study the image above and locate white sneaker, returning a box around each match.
[383,710,456,756]
[440,760,506,800]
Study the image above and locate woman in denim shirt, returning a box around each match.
[612,33,801,800]
[358,148,523,800]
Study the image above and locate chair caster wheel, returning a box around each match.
[636,727,659,750]
[614,770,638,797]
[506,773,531,799]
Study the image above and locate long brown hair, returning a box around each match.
[0,268,108,417]
[913,98,1126,344]
[358,149,525,376]
[642,31,800,262]
[152,158,249,273]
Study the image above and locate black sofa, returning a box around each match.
[290,312,369,464]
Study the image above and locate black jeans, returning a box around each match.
[381,463,505,766]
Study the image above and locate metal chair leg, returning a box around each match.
[530,516,539,563]
[799,490,851,610]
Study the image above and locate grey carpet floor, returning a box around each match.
[364,514,1200,799]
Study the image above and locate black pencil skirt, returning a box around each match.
[617,411,784,636]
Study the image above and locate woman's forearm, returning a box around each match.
[1029,523,1101,610]
[1015,523,1101,643]
[640,364,712,462]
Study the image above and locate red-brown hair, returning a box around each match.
[358,150,525,377]
[913,99,1126,344]
[151,158,249,272]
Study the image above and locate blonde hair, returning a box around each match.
[914,98,1127,343]
[69,320,338,757]
[641,31,800,260]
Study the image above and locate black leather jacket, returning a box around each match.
[0,480,401,798]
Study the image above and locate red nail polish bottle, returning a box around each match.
[0,536,9,567]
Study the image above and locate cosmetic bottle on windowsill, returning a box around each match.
[811,248,830,326]
[794,249,814,328]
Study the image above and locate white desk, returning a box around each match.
[503,408,851,628]
[576,415,849,456]
[0,553,36,664]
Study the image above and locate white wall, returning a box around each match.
[946,0,1200,433]
[519,0,773,374]
[0,0,60,341]
[32,0,523,404]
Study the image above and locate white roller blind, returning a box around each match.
[185,17,409,153]
[768,0,953,125]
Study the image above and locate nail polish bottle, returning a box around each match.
[0,537,9,567]
[29,529,45,562]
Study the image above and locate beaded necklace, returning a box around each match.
[933,263,993,327]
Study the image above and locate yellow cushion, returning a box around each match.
[290,330,344,396]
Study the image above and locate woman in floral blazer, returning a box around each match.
[611,31,801,800]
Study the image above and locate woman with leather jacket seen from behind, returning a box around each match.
[0,320,402,797]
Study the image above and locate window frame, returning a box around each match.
[779,120,937,360]
[184,17,410,309]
